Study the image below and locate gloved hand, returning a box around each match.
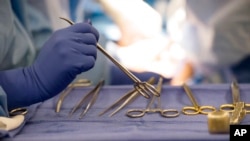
[0,22,99,110]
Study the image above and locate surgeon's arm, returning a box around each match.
[170,60,194,85]
[97,0,162,46]
[0,22,99,110]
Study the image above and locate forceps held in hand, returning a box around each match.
[220,80,250,114]
[126,77,179,118]
[182,83,216,115]
[69,80,104,119]
[99,77,155,117]
[59,17,159,99]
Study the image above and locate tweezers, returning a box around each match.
[99,77,155,117]
[69,80,104,119]
[55,79,91,113]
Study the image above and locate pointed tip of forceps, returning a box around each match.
[99,77,155,117]
[70,79,104,118]
[231,79,239,88]
[55,79,92,113]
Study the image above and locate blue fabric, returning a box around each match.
[0,103,40,138]
[0,23,99,110]
[0,0,35,71]
[109,64,170,85]
[69,0,80,22]
[231,55,250,83]
[0,87,8,117]
[2,84,250,140]
[11,0,53,51]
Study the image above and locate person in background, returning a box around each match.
[0,0,99,119]
[170,0,250,85]
[95,0,176,85]
[83,0,250,86]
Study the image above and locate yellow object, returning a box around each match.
[126,77,180,118]
[182,83,216,115]
[207,111,230,134]
[0,115,24,131]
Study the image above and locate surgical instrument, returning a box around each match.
[207,81,248,133]
[9,108,28,116]
[207,110,230,133]
[182,83,216,115]
[69,80,104,119]
[55,79,91,113]
[126,77,180,118]
[99,77,155,117]
[59,17,159,99]
[220,80,248,124]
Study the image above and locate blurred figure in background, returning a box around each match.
[170,0,250,85]
[94,0,179,85]
[92,0,250,85]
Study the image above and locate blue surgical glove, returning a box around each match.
[0,23,99,110]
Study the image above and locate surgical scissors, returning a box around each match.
[99,77,155,117]
[220,80,249,124]
[59,17,159,99]
[9,108,28,116]
[69,80,104,119]
[55,79,91,113]
[182,83,216,115]
[126,77,180,118]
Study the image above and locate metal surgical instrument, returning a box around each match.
[55,79,91,113]
[182,83,216,115]
[69,80,104,119]
[220,80,249,124]
[126,77,179,118]
[9,108,28,116]
[99,77,155,117]
[59,17,159,99]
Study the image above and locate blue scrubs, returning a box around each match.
[0,0,53,116]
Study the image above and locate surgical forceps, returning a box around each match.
[69,80,104,119]
[220,80,249,124]
[9,108,28,116]
[99,77,155,117]
[55,79,91,113]
[126,77,180,118]
[182,83,216,115]
[59,17,159,99]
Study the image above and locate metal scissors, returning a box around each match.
[98,77,155,117]
[182,83,216,115]
[220,80,249,124]
[126,77,180,118]
[59,17,159,99]
[9,108,28,116]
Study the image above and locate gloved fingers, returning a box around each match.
[65,23,99,41]
[71,55,96,74]
[73,33,98,45]
[70,42,97,60]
